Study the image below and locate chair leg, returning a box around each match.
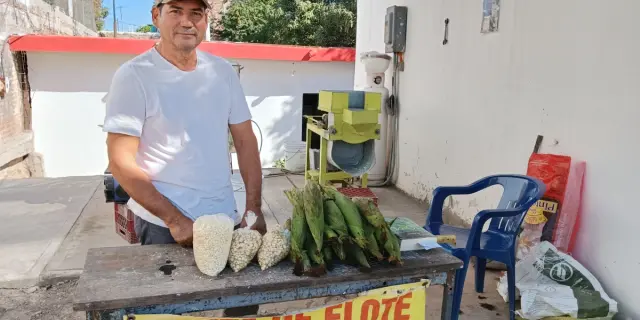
[450,259,469,320]
[475,258,487,293]
[507,261,517,320]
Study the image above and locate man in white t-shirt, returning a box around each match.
[104,0,266,248]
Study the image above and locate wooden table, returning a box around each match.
[73,244,463,320]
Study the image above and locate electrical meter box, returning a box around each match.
[384,5,408,53]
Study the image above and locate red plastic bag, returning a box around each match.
[518,153,585,258]
[556,160,585,254]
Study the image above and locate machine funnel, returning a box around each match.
[328,139,376,177]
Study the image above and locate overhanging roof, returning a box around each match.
[7,35,355,62]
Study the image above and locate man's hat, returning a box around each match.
[153,0,211,9]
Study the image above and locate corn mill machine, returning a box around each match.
[304,90,382,189]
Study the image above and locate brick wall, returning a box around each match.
[0,0,97,179]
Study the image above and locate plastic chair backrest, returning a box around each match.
[487,175,544,235]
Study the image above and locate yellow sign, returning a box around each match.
[525,205,547,224]
[126,280,430,320]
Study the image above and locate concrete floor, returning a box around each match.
[0,176,102,288]
[0,173,511,319]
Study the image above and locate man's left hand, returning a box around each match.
[240,209,267,235]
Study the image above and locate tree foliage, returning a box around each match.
[215,0,356,47]
[136,24,155,33]
[93,0,109,31]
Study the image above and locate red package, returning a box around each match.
[526,153,571,241]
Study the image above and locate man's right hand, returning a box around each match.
[167,215,194,247]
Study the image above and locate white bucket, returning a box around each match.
[284,141,306,173]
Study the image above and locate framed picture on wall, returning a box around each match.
[481,0,501,33]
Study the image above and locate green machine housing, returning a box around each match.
[304,90,382,186]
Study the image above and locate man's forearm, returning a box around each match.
[110,159,185,226]
[235,140,262,213]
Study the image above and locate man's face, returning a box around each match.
[152,0,208,52]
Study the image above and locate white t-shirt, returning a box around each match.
[103,47,251,227]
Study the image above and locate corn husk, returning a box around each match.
[374,221,402,265]
[324,227,339,243]
[322,187,368,248]
[284,189,307,269]
[346,239,371,272]
[363,222,384,261]
[305,232,327,276]
[303,181,325,250]
[353,197,387,228]
[323,246,334,271]
[293,251,312,276]
[331,241,347,261]
[324,199,349,239]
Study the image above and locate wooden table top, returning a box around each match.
[73,244,462,311]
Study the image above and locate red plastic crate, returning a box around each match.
[337,187,378,206]
[114,203,139,244]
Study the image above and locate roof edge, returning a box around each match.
[7,35,356,62]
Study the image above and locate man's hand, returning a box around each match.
[167,215,194,247]
[240,209,267,235]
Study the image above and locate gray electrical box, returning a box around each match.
[384,5,408,53]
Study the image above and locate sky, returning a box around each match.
[102,0,154,32]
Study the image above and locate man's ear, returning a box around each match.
[151,7,160,26]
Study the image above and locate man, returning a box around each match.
[103,0,265,316]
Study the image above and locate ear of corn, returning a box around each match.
[324,199,349,239]
[322,187,368,248]
[374,220,402,265]
[305,236,325,266]
[285,189,307,270]
[324,227,339,243]
[384,220,403,265]
[323,246,334,271]
[353,197,387,228]
[363,222,384,261]
[285,183,402,276]
[303,181,325,250]
[305,232,327,276]
[331,241,347,261]
[345,240,372,272]
[293,251,312,276]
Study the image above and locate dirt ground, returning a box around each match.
[0,280,83,320]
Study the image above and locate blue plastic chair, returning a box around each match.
[424,174,545,320]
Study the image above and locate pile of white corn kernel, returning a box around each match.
[192,212,291,276]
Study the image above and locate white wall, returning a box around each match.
[26,51,354,177]
[356,0,639,317]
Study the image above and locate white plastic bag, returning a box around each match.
[500,241,618,319]
[228,228,262,272]
[193,214,235,277]
[257,224,291,270]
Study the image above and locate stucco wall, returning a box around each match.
[356,0,639,317]
[25,51,354,177]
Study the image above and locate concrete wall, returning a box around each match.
[0,0,97,178]
[25,51,354,177]
[356,0,639,317]
[3,0,96,36]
